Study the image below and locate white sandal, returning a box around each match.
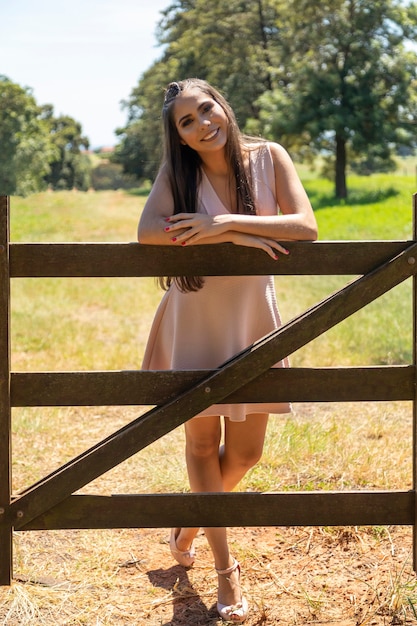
[169,528,196,567]
[216,558,248,623]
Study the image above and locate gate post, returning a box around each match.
[413,192,417,572]
[0,196,12,584]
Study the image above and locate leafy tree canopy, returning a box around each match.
[0,76,55,195]
[254,0,417,197]
[42,109,91,191]
[0,76,91,195]
[115,0,285,180]
[117,0,417,198]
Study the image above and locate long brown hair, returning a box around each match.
[160,78,257,293]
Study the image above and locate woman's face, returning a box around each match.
[172,88,229,155]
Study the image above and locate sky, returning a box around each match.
[1,0,171,148]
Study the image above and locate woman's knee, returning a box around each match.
[187,437,219,459]
[185,418,221,459]
[226,445,263,471]
[242,447,263,469]
[223,414,268,470]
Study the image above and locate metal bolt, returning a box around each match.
[408,257,416,265]
[205,386,211,393]
[0,508,4,515]
[16,510,24,519]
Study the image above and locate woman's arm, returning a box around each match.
[137,161,291,259]
[138,144,317,258]
[137,164,181,245]
[162,143,318,245]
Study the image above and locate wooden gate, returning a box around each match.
[1,193,417,586]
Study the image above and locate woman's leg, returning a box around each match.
[214,413,269,613]
[220,413,269,491]
[174,415,222,553]
[176,415,242,608]
[176,413,269,612]
[175,412,269,551]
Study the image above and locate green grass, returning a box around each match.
[278,171,416,366]
[275,275,412,366]
[10,190,157,372]
[7,174,416,494]
[10,190,143,242]
[9,172,417,371]
[4,175,417,625]
[304,174,414,241]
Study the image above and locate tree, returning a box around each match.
[91,160,137,190]
[0,76,54,195]
[43,111,91,190]
[116,0,286,180]
[156,0,284,121]
[253,0,417,197]
[117,0,417,197]
[0,77,91,195]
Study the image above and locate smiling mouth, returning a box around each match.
[202,128,219,141]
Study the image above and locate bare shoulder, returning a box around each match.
[266,142,294,167]
[267,142,304,186]
[149,161,170,191]
[246,140,295,172]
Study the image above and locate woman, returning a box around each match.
[138,78,317,623]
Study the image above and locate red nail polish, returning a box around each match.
[171,237,177,242]
[165,217,171,222]
[164,227,170,232]
[181,241,186,246]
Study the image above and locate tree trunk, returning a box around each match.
[335,134,347,199]
[256,0,274,91]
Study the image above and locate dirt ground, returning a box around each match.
[3,403,417,625]
[112,524,416,625]
[2,520,416,625]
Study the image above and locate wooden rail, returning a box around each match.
[1,193,417,586]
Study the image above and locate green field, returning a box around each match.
[7,171,417,493]
[3,170,417,625]
[8,168,417,373]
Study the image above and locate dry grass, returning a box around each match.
[10,401,413,497]
[2,522,416,624]
[3,401,417,625]
[2,189,417,624]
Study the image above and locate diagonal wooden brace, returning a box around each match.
[6,241,417,530]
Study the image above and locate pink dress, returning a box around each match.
[142,143,291,421]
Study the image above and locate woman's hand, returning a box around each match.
[163,213,228,244]
[165,214,289,259]
[228,232,290,260]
